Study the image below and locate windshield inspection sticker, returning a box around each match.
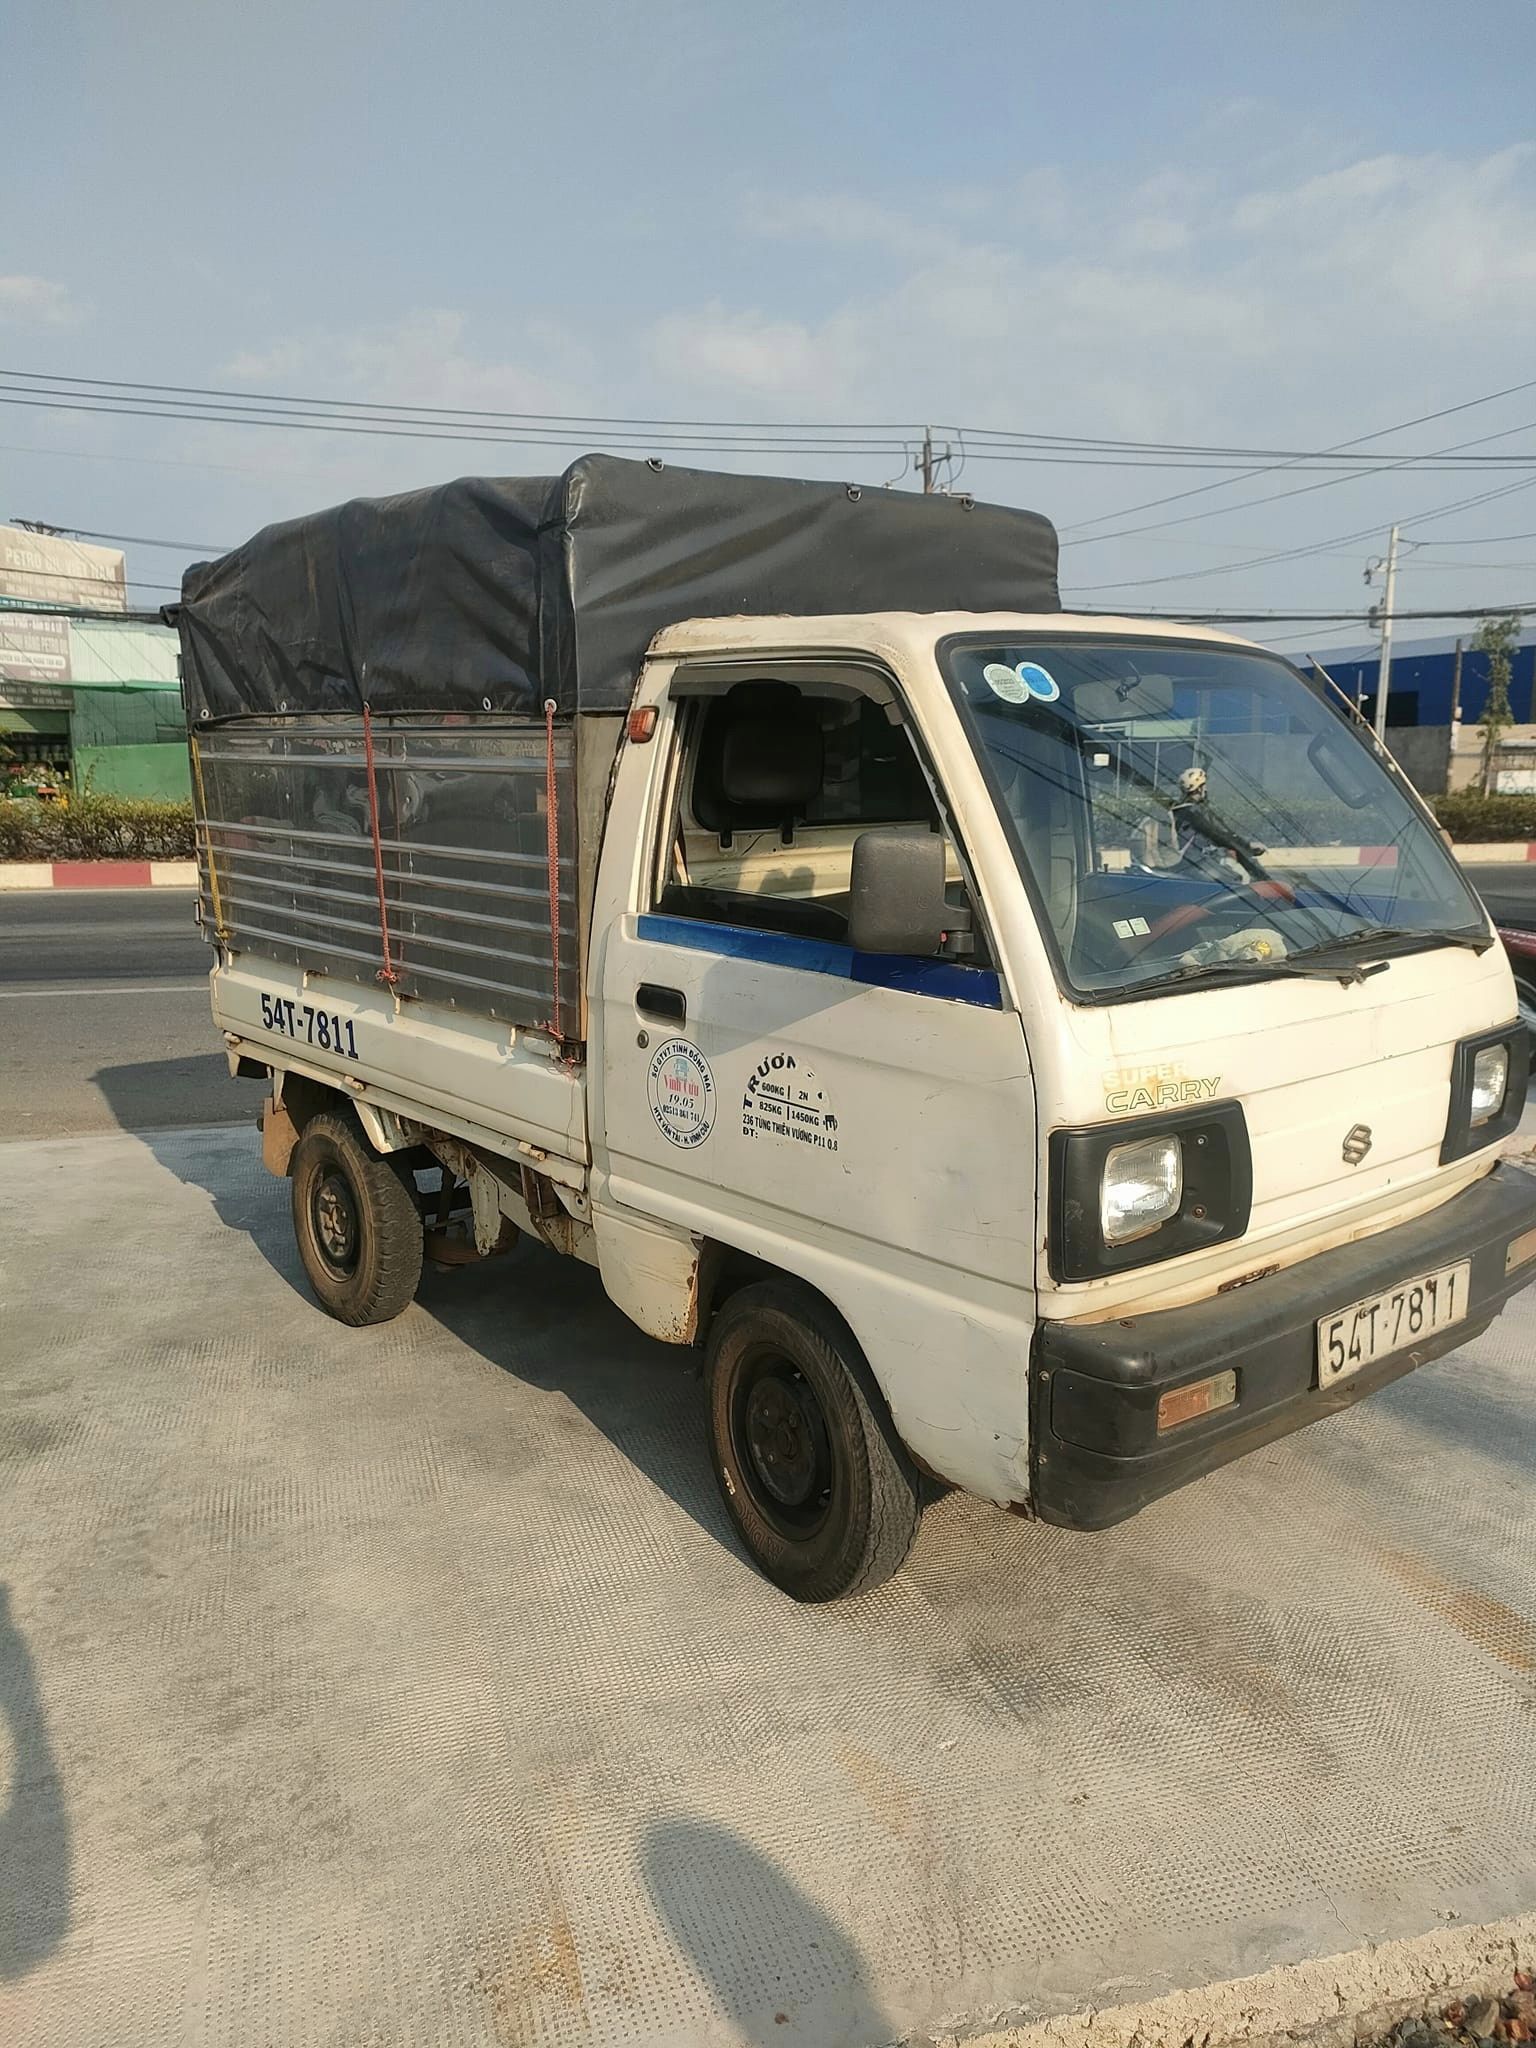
[983,660,1061,705]
[648,1038,717,1148]
[742,1053,839,1154]
[983,662,1031,703]
[1015,661,1060,702]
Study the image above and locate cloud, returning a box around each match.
[0,275,83,326]
[643,143,1536,442]
[647,303,867,400]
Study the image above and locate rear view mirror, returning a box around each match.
[847,830,949,956]
[1307,729,1375,809]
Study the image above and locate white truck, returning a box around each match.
[175,456,1536,1601]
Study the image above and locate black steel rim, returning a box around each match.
[731,1348,834,1540]
[312,1166,361,1279]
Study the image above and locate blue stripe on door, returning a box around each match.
[634,913,1005,1009]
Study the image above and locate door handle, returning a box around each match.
[636,982,687,1027]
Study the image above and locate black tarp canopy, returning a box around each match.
[174,454,1060,723]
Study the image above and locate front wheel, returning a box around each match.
[290,1112,423,1326]
[705,1281,921,1602]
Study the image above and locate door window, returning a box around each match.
[655,678,970,951]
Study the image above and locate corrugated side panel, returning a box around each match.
[192,715,579,1039]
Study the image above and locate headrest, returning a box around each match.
[719,701,824,813]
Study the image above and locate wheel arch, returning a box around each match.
[693,1241,920,1466]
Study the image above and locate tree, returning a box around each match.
[1474,611,1520,794]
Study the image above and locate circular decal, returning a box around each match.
[982,661,1030,703]
[1015,660,1060,702]
[647,1037,717,1148]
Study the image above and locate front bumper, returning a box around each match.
[1032,1161,1536,1529]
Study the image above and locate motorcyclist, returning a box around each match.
[1169,765,1267,880]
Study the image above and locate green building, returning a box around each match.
[0,608,189,801]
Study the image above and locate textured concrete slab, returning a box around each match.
[1,1125,1533,2048]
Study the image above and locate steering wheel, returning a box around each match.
[1128,872,1297,955]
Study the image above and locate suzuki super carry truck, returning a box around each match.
[172,456,1536,1601]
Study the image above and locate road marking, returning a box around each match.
[0,982,208,998]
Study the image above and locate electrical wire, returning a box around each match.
[1061,418,1536,551]
[30,525,229,552]
[1059,371,1536,535]
[1062,474,1536,595]
[5,369,1536,469]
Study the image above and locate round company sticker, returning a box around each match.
[982,661,1030,704]
[647,1037,717,1148]
[1015,660,1060,702]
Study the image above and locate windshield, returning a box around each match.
[942,636,1487,1000]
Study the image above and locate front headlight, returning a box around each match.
[1441,1026,1528,1163]
[1101,1134,1183,1246]
[1470,1043,1509,1126]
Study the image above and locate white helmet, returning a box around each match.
[1179,766,1208,800]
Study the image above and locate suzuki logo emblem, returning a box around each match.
[1342,1124,1373,1166]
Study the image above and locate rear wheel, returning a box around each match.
[290,1113,423,1326]
[705,1281,921,1601]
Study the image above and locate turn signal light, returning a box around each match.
[1156,1369,1237,1433]
[627,705,658,743]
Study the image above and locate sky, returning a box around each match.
[3,0,1536,656]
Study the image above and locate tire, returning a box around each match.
[705,1281,921,1602]
[289,1112,423,1326]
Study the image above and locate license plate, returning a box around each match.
[1316,1260,1470,1384]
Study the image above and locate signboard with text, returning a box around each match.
[0,525,126,611]
[0,614,72,685]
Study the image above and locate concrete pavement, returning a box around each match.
[0,1121,1533,2047]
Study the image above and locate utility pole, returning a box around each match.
[917,425,955,494]
[1365,524,1400,741]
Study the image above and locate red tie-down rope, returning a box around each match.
[543,698,563,1036]
[360,703,401,987]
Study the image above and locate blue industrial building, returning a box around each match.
[1302,627,1536,727]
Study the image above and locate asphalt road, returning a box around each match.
[0,888,261,1137]
[1471,860,1536,930]
[1,867,1534,1138]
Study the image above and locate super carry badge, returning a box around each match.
[983,660,1060,704]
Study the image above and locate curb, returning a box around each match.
[951,1909,1535,2048]
[0,860,198,890]
[1450,842,1536,865]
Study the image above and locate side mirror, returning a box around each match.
[847,829,951,956]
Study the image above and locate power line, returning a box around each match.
[1061,416,1536,550]
[6,369,1536,471]
[1062,474,1536,595]
[1087,602,1536,623]
[0,559,179,593]
[1411,527,1536,546]
[37,525,229,552]
[1059,371,1536,535]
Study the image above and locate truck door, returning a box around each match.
[592,664,1039,1501]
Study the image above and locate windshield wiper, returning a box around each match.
[1284,923,1494,965]
[1128,954,1386,996]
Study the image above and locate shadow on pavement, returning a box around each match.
[642,1816,896,2047]
[120,1116,745,1566]
[0,1585,71,1980]
[91,1054,265,1136]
